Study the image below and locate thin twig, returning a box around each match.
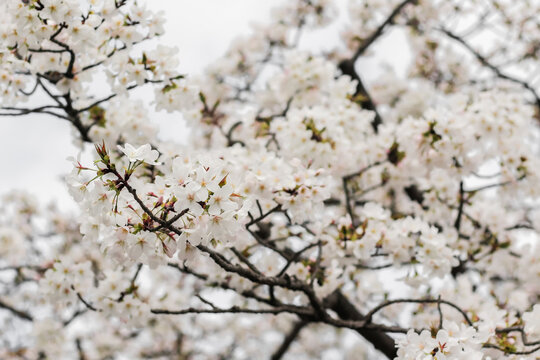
[270,320,308,360]
[0,298,33,321]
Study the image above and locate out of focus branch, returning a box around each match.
[338,60,383,132]
[339,0,417,132]
[0,298,33,321]
[325,291,397,359]
[271,320,308,360]
[441,28,540,109]
[351,0,417,62]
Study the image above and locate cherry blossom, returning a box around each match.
[0,0,539,359]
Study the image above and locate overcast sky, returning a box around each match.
[0,0,408,208]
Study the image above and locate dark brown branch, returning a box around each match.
[76,292,99,312]
[496,326,540,347]
[363,298,473,326]
[48,23,76,78]
[117,263,143,302]
[150,208,189,232]
[75,41,133,75]
[246,205,281,228]
[441,29,540,109]
[0,265,47,273]
[454,181,464,231]
[63,92,92,142]
[195,294,218,309]
[437,295,443,330]
[338,0,417,131]
[309,241,323,287]
[0,108,70,121]
[343,177,358,228]
[256,95,295,122]
[76,76,176,114]
[63,309,88,326]
[197,245,302,290]
[19,78,39,96]
[231,247,262,275]
[438,195,481,229]
[351,0,417,62]
[270,320,308,360]
[505,223,533,231]
[28,47,67,54]
[168,263,306,313]
[463,175,526,193]
[110,168,181,235]
[246,228,291,261]
[197,244,329,320]
[76,92,121,114]
[277,241,321,277]
[37,77,65,106]
[0,298,33,321]
[225,121,245,147]
[356,262,393,270]
[2,105,62,113]
[355,181,387,198]
[483,343,540,355]
[325,291,397,359]
[75,338,87,360]
[338,60,383,132]
[151,305,310,316]
[167,262,208,281]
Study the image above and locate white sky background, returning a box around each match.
[0,0,409,208]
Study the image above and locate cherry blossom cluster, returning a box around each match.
[1,0,540,359]
[0,0,181,135]
[396,323,485,360]
[68,142,330,270]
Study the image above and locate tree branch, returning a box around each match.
[325,291,397,359]
[363,297,473,326]
[151,305,310,316]
[338,0,417,132]
[351,0,417,62]
[0,298,33,322]
[270,320,308,360]
[440,28,540,109]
